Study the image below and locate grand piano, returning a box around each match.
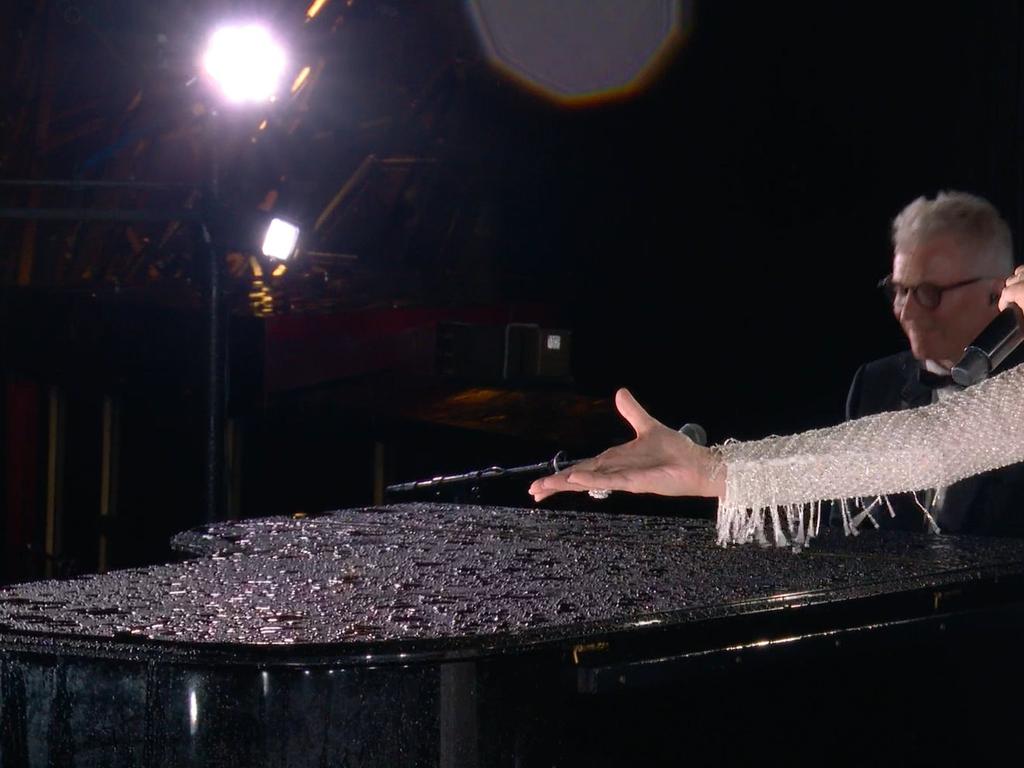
[2,503,1024,766]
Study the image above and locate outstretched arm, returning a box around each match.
[531,274,1024,545]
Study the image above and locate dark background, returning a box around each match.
[544,1,1023,439]
[2,0,1024,581]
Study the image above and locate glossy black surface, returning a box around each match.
[3,504,1024,767]
[4,504,1024,660]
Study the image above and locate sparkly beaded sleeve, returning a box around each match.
[715,362,1024,546]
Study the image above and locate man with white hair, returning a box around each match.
[845,190,1024,534]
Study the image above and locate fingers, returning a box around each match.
[615,388,657,437]
[564,468,636,493]
[528,452,615,499]
[528,449,638,501]
[998,273,1024,311]
[529,485,560,502]
[530,388,660,502]
[528,469,633,501]
[529,471,585,501]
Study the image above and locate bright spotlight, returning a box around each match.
[261,218,301,261]
[202,24,287,104]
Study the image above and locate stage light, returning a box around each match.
[202,24,288,104]
[306,0,329,19]
[261,218,301,261]
[291,66,312,94]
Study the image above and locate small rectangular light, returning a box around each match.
[262,218,300,261]
[291,66,311,94]
[306,0,329,18]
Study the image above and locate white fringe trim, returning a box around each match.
[716,491,941,549]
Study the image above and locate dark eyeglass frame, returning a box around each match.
[877,274,991,309]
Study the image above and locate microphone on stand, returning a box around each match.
[678,422,708,447]
[951,305,1024,387]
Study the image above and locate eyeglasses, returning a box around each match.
[877,274,990,309]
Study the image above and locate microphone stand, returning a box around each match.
[385,451,580,495]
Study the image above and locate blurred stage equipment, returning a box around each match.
[0,179,202,578]
[467,0,691,105]
[436,322,572,382]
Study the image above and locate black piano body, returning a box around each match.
[2,503,1024,766]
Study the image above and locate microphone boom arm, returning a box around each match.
[384,423,708,495]
[385,452,579,494]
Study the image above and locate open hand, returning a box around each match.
[528,388,725,502]
[998,265,1024,312]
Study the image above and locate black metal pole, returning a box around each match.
[384,452,579,495]
[203,123,227,524]
[201,221,226,524]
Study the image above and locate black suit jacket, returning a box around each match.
[845,348,1024,536]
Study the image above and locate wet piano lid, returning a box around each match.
[2,503,1024,665]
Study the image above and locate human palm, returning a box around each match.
[529,389,723,502]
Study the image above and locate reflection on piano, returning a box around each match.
[2,504,1024,766]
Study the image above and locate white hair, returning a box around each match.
[892,190,1014,274]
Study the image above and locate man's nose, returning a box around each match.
[897,293,924,322]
